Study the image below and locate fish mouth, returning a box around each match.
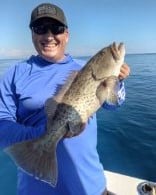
[118,42,124,50]
[110,42,125,61]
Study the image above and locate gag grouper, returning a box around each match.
[5,42,126,187]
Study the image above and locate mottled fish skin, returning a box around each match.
[5,42,125,187]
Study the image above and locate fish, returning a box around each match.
[4,42,126,187]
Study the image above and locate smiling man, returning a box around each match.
[31,17,69,62]
[0,3,130,195]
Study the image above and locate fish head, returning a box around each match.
[91,42,126,80]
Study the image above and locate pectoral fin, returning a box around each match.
[96,82,108,105]
[105,76,119,105]
[96,76,119,105]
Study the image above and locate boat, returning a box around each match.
[105,170,156,195]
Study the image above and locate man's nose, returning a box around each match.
[44,29,55,38]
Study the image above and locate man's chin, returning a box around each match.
[42,50,57,57]
[40,53,58,62]
[42,46,57,52]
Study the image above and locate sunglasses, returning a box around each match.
[32,24,66,35]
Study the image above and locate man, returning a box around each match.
[0,3,130,195]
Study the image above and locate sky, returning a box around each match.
[0,0,156,59]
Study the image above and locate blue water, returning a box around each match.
[0,54,156,195]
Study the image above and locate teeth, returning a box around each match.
[42,43,57,47]
[45,45,54,47]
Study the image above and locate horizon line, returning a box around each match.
[0,52,156,61]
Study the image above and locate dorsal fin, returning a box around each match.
[54,71,78,102]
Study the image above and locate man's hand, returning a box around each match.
[119,63,130,80]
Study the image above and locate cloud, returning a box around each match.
[0,48,36,59]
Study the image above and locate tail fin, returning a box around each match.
[4,139,58,187]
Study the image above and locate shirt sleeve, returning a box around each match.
[0,66,46,149]
[102,81,126,110]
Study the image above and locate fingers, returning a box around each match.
[119,63,130,80]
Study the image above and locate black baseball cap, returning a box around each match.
[29,3,68,28]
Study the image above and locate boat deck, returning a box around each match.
[105,171,144,195]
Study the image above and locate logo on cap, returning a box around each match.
[37,5,57,16]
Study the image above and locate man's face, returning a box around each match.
[31,18,69,62]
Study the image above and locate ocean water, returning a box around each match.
[0,54,156,195]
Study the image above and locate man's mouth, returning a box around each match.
[42,42,58,49]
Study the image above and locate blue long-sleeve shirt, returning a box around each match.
[0,54,125,195]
